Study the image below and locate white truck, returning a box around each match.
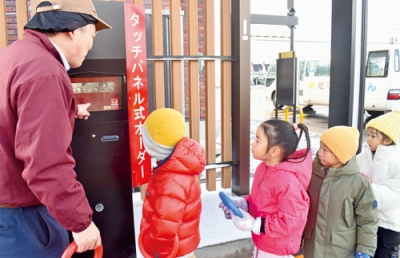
[264,46,400,116]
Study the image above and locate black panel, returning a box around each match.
[71,121,130,168]
[86,1,126,60]
[66,2,147,256]
[276,57,297,106]
[68,41,135,258]
[70,111,135,258]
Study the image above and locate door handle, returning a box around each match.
[101,135,119,142]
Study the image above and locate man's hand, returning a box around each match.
[72,221,101,253]
[76,103,91,120]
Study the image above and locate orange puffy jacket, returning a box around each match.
[139,137,206,258]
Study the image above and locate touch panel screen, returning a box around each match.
[71,76,123,112]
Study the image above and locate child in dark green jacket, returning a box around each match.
[302,126,379,258]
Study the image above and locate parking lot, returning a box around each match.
[250,85,371,141]
[251,85,329,135]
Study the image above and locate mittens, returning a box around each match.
[355,251,370,258]
[230,208,261,235]
[218,198,248,219]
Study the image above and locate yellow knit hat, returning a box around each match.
[366,111,400,144]
[319,126,359,164]
[144,108,186,147]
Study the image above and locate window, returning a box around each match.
[366,50,388,77]
[305,61,330,77]
[394,49,400,72]
[267,64,276,78]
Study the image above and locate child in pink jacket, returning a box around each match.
[220,120,312,258]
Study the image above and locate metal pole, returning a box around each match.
[287,1,297,122]
[287,0,295,51]
[231,0,251,195]
[357,0,368,153]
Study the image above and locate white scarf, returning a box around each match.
[142,126,174,160]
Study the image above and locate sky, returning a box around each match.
[249,0,400,63]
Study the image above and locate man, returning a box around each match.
[0,0,111,257]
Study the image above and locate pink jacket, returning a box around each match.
[245,148,312,255]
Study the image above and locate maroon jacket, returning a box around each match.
[0,30,92,232]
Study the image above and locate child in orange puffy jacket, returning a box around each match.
[139,108,206,258]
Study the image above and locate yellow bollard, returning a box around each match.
[293,248,304,258]
[284,105,304,123]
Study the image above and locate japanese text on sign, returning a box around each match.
[124,3,151,187]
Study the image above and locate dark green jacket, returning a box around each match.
[303,156,379,258]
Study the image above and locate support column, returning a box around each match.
[329,0,367,135]
[231,0,250,195]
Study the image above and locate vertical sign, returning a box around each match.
[124,3,151,187]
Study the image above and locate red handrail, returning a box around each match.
[61,241,103,258]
